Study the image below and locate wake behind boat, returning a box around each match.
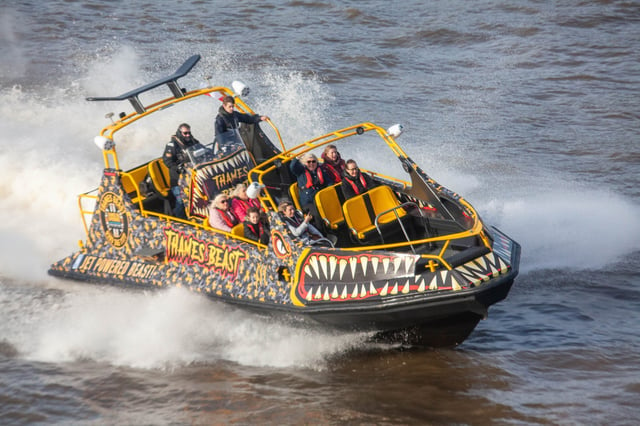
[49,55,521,347]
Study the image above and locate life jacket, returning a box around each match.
[245,221,264,238]
[216,208,237,228]
[321,153,345,183]
[345,172,369,195]
[304,167,325,189]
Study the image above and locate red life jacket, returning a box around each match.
[216,208,237,228]
[345,173,369,195]
[246,221,264,238]
[304,167,325,189]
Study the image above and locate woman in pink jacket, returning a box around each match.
[208,193,239,232]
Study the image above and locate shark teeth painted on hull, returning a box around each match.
[299,249,509,303]
[189,151,254,217]
[455,252,512,287]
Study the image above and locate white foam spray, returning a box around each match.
[8,285,368,370]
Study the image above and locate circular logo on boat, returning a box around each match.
[99,191,129,248]
[271,231,291,259]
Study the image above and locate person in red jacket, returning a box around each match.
[230,183,261,222]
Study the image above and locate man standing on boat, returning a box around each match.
[214,96,268,149]
[162,123,204,218]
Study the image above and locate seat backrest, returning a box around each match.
[342,185,405,238]
[121,164,149,204]
[231,223,244,237]
[289,182,302,209]
[147,159,171,197]
[315,183,345,229]
[343,192,373,236]
[367,185,406,224]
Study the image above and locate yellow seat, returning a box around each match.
[147,159,171,197]
[289,182,302,209]
[315,183,345,230]
[342,185,406,241]
[231,223,244,237]
[121,164,150,205]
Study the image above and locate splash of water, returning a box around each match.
[6,285,368,369]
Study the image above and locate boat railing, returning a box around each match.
[264,118,285,151]
[374,201,419,253]
[78,191,99,237]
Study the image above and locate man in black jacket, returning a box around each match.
[162,123,204,218]
[214,96,268,148]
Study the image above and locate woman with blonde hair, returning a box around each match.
[289,152,334,226]
[208,193,239,232]
[229,182,261,222]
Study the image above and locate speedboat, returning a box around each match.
[49,55,521,347]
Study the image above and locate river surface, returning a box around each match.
[1,1,639,424]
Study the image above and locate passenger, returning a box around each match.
[230,182,261,222]
[278,201,330,246]
[208,193,239,232]
[289,152,334,226]
[214,95,269,148]
[243,206,270,245]
[162,123,205,218]
[321,144,345,183]
[341,159,378,200]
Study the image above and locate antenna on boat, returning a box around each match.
[105,112,115,124]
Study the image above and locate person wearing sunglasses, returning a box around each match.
[208,193,239,232]
[341,159,378,200]
[289,152,335,226]
[162,123,205,218]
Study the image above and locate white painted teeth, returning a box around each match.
[361,257,368,275]
[349,257,358,278]
[302,253,429,302]
[339,258,347,280]
[301,250,509,302]
[306,254,418,282]
[455,253,512,287]
[380,282,389,296]
[319,255,328,279]
[309,256,319,278]
[369,282,377,295]
[393,257,402,273]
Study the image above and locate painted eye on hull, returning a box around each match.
[271,232,291,259]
